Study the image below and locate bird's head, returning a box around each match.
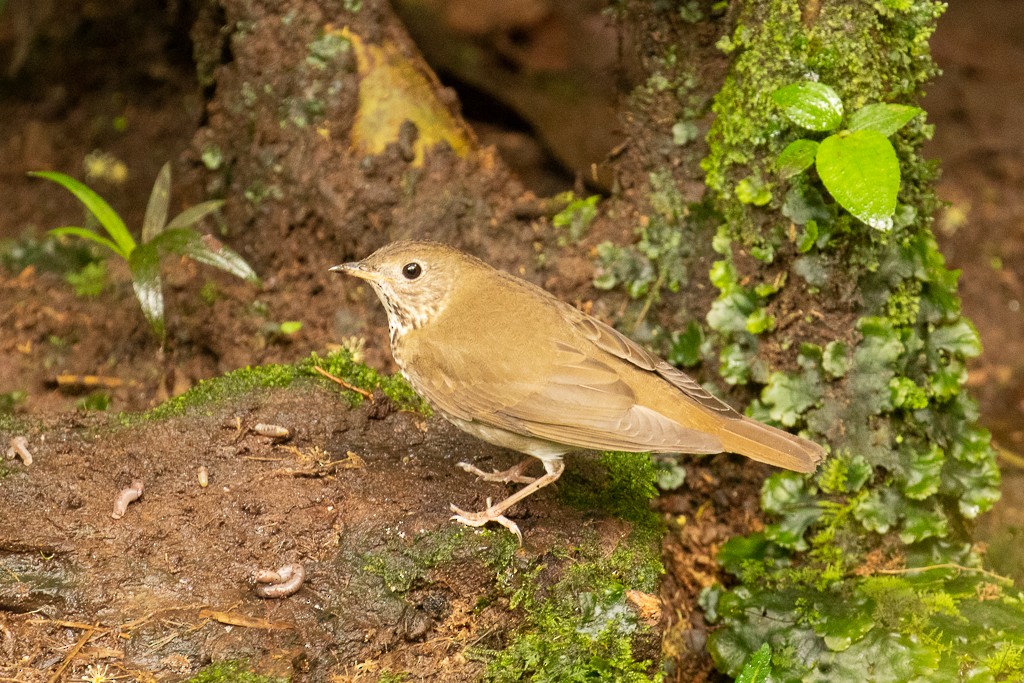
[331,241,471,336]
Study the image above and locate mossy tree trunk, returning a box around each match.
[686,0,1014,679]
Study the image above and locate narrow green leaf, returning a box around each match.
[165,200,225,232]
[772,82,843,132]
[736,643,772,683]
[142,162,172,243]
[848,103,922,137]
[148,228,260,283]
[816,130,900,231]
[29,171,136,257]
[49,226,123,257]
[776,139,819,178]
[127,243,165,339]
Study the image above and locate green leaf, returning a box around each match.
[30,171,136,257]
[848,103,922,137]
[745,308,775,335]
[49,226,123,256]
[165,200,226,232]
[854,488,900,533]
[797,220,819,253]
[782,184,832,226]
[736,643,771,683]
[929,319,982,359]
[816,130,900,231]
[776,139,819,178]
[147,228,260,283]
[127,242,165,339]
[903,445,944,500]
[142,162,171,243]
[760,371,822,427]
[900,503,948,544]
[278,321,303,335]
[822,340,849,378]
[772,82,843,132]
[668,321,703,368]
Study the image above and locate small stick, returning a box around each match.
[46,624,95,683]
[311,365,374,402]
[111,480,144,519]
[253,563,305,598]
[6,436,32,466]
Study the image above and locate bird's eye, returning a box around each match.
[402,262,422,280]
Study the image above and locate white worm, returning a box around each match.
[6,436,32,466]
[111,480,144,519]
[198,466,209,488]
[254,563,305,598]
[253,423,290,439]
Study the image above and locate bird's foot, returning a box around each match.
[456,460,537,484]
[450,499,522,543]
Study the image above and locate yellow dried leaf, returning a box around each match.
[338,26,474,166]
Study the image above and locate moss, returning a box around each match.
[182,661,287,683]
[473,452,664,681]
[126,349,429,424]
[698,0,1012,679]
[362,526,467,593]
[484,528,663,682]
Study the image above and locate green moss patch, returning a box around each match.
[127,349,429,424]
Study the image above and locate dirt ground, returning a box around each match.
[1,0,1022,679]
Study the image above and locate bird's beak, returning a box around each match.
[329,261,382,282]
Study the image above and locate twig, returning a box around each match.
[871,563,1013,585]
[46,624,95,683]
[994,442,1024,470]
[311,365,374,402]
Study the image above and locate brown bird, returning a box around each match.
[331,241,824,539]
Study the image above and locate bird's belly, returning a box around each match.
[445,416,569,464]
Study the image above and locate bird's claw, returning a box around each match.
[450,498,522,543]
[456,461,537,484]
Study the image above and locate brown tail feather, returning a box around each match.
[716,417,824,473]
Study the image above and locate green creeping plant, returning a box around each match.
[31,163,259,343]
[772,81,923,232]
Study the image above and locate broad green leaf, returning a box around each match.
[772,82,843,132]
[900,503,948,543]
[142,162,171,243]
[736,643,772,683]
[848,103,922,137]
[929,319,982,358]
[278,321,303,335]
[777,139,819,178]
[816,130,899,231]
[127,242,165,339]
[668,321,703,368]
[30,171,136,257]
[49,226,123,256]
[165,200,225,232]
[148,228,259,283]
[760,370,822,427]
[903,445,944,500]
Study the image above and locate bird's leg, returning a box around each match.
[456,457,539,484]
[450,460,566,542]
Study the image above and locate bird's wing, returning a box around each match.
[567,312,741,419]
[407,332,724,455]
